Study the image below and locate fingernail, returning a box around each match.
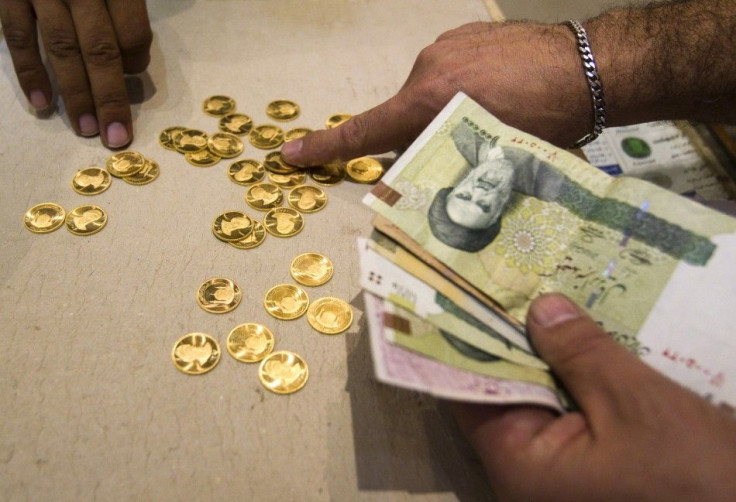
[29,90,48,110]
[78,114,99,136]
[281,138,303,161]
[106,122,129,148]
[528,294,582,328]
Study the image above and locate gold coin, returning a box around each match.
[212,211,253,242]
[185,149,220,167]
[122,158,160,185]
[171,333,221,375]
[245,183,283,211]
[197,277,242,313]
[325,113,351,129]
[203,95,236,116]
[290,252,334,287]
[307,297,353,335]
[264,207,304,238]
[264,284,309,320]
[65,204,107,236]
[229,219,266,250]
[158,126,187,150]
[309,163,345,186]
[266,100,300,121]
[287,185,327,213]
[106,150,145,178]
[228,159,265,185]
[174,129,209,153]
[268,171,306,188]
[227,323,275,363]
[258,351,309,394]
[208,132,244,158]
[249,125,284,149]
[24,202,65,234]
[346,157,384,184]
[284,127,312,142]
[264,152,298,175]
[72,167,112,195]
[219,113,253,135]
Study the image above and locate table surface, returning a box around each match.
[1,1,501,500]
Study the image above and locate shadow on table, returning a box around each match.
[339,294,495,501]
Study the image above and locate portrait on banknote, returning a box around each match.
[428,121,571,252]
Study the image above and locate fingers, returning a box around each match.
[8,0,143,148]
[34,0,102,137]
[281,94,433,167]
[526,294,659,425]
[452,402,586,496]
[0,0,52,109]
[68,0,131,148]
[106,0,153,74]
[453,403,557,455]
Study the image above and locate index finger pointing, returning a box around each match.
[281,93,429,167]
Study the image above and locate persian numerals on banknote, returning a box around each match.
[362,92,736,408]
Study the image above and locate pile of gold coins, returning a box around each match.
[23,151,159,236]
[22,93,371,397]
[171,252,353,395]
[160,96,369,394]
[158,96,385,249]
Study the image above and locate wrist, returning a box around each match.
[585,0,736,127]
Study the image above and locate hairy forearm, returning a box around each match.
[586,0,736,126]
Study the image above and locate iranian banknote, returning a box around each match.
[359,235,546,368]
[363,291,565,410]
[363,92,736,408]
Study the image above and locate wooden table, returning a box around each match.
[0,1,500,499]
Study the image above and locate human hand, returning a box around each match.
[282,21,591,166]
[452,293,736,500]
[0,0,153,148]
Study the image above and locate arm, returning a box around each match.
[0,0,153,149]
[591,0,736,128]
[282,0,736,166]
[453,293,736,500]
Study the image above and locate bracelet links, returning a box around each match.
[565,19,606,148]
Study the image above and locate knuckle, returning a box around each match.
[336,115,368,154]
[4,27,35,52]
[118,27,153,56]
[13,61,45,83]
[83,37,122,67]
[415,44,437,64]
[45,30,81,60]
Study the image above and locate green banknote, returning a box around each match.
[363,92,736,408]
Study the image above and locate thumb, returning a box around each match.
[527,293,658,420]
[281,94,431,167]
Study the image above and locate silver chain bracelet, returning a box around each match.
[566,19,606,148]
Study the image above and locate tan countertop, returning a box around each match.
[0,1,501,499]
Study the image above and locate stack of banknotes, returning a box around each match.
[358,92,736,412]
